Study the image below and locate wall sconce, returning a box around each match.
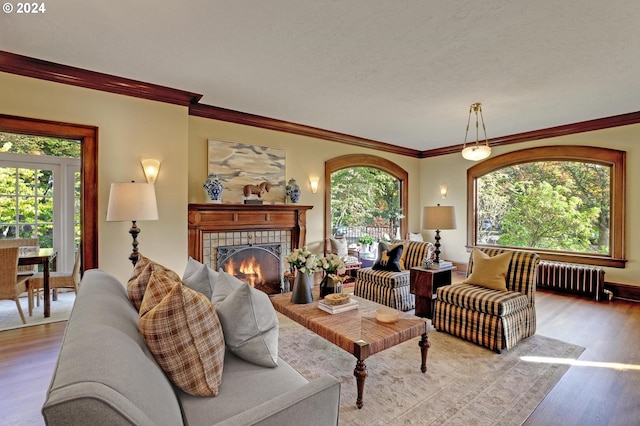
[140,158,161,184]
[309,176,319,194]
[439,185,448,199]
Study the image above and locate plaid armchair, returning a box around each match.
[354,239,434,311]
[432,248,540,353]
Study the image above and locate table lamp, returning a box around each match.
[106,182,159,266]
[422,204,456,263]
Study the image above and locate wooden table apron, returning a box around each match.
[18,248,57,318]
[270,289,431,409]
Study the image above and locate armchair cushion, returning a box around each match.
[463,249,512,291]
[437,284,529,317]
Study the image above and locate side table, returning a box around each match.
[410,266,455,318]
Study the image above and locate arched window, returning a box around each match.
[325,154,408,241]
[467,146,626,267]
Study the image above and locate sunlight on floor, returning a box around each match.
[521,356,640,371]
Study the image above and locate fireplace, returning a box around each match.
[217,243,284,294]
[188,204,313,294]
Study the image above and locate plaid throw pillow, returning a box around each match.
[127,255,180,311]
[139,272,225,396]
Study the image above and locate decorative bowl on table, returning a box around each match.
[323,293,351,305]
[375,307,399,324]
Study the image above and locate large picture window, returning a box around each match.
[467,146,626,267]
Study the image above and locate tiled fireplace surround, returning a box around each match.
[188,204,312,292]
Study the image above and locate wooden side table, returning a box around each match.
[410,266,455,318]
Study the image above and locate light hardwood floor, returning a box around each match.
[0,289,638,426]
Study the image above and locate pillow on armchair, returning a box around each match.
[372,242,404,272]
[329,237,349,258]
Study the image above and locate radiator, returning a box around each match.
[536,261,606,301]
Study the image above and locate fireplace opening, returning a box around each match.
[217,243,283,294]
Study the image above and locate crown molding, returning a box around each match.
[189,103,422,157]
[420,111,640,158]
[0,50,202,106]
[2,50,638,158]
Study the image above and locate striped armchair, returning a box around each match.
[354,239,434,311]
[432,248,540,353]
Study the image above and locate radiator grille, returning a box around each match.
[536,261,605,301]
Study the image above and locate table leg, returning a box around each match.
[43,259,50,318]
[354,359,368,409]
[419,333,430,373]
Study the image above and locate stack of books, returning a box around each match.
[318,298,359,314]
[431,260,453,269]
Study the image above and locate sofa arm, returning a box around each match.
[215,375,340,426]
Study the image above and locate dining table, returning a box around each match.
[19,247,57,318]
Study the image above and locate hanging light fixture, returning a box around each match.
[461,102,492,161]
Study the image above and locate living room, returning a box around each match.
[1,2,639,425]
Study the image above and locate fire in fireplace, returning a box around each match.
[217,243,283,294]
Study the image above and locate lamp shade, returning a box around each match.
[106,182,159,222]
[422,205,456,230]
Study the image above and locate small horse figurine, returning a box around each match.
[243,181,271,199]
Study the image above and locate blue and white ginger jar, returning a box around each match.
[286,178,301,204]
[203,173,223,203]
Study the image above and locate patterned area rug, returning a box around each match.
[277,313,585,426]
[0,291,75,332]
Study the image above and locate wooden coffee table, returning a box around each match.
[270,289,431,409]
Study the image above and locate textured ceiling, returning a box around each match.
[1,1,639,151]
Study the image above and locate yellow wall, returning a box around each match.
[188,116,421,254]
[420,124,640,286]
[1,70,637,287]
[0,72,189,284]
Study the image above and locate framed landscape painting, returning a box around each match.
[207,139,286,203]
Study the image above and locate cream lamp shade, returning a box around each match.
[106,182,158,266]
[107,182,159,222]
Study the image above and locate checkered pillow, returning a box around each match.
[127,254,181,311]
[138,272,225,396]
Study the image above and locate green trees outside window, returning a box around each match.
[477,161,609,254]
[331,167,403,241]
[0,132,80,251]
[468,145,626,267]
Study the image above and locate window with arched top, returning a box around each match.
[467,145,626,267]
[325,154,408,242]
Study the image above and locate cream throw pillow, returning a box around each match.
[138,272,225,397]
[463,249,512,291]
[330,237,349,258]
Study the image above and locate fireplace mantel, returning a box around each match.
[188,203,313,262]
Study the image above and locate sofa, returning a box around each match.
[432,248,540,353]
[41,268,341,425]
[354,239,434,311]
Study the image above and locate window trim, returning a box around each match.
[325,154,408,241]
[0,114,98,271]
[467,145,626,268]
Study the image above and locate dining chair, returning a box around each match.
[0,246,29,324]
[28,250,81,316]
[0,238,40,275]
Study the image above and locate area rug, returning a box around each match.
[277,314,585,426]
[0,292,75,332]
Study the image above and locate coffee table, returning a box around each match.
[270,289,431,408]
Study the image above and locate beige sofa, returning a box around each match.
[42,269,341,425]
